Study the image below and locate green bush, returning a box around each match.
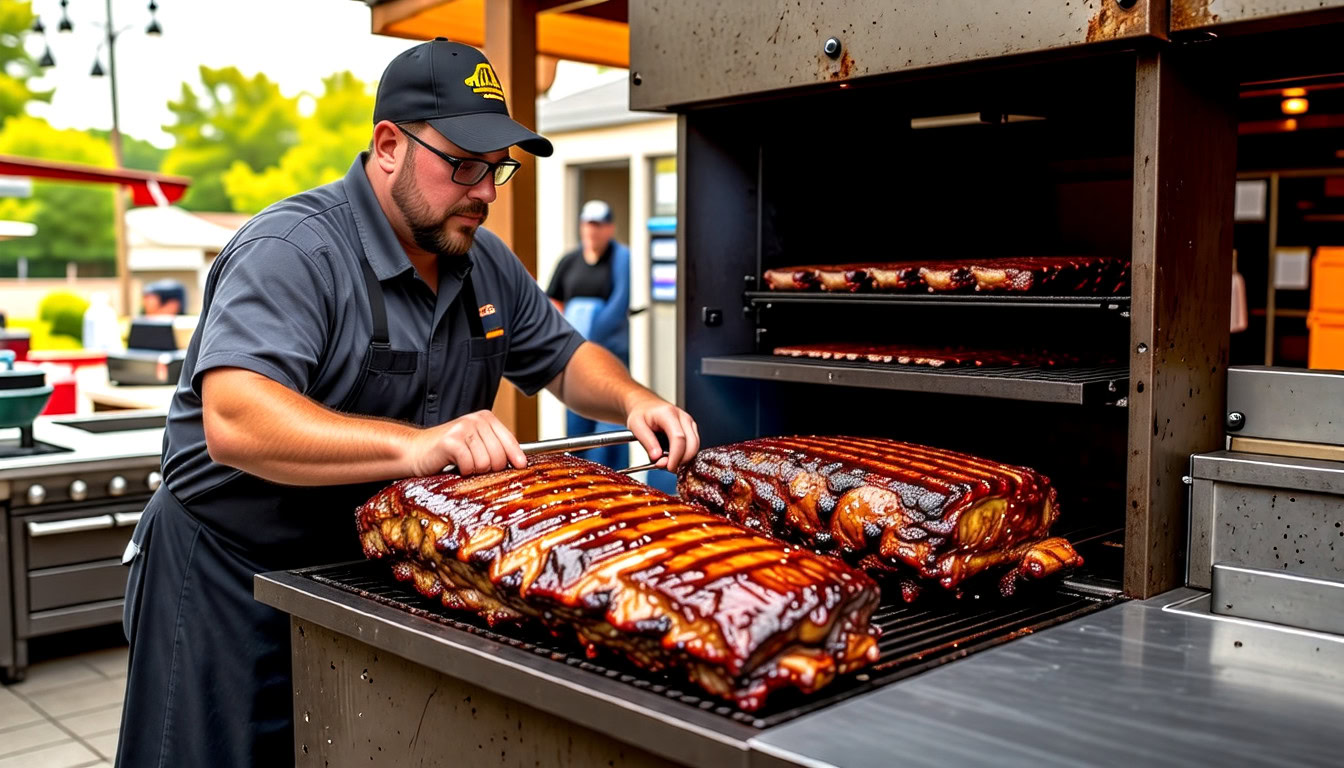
[37,291,90,343]
[6,318,83,351]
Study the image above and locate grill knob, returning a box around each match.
[69,479,89,502]
[26,484,46,506]
[146,471,162,491]
[108,476,128,497]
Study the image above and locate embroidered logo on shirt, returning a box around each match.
[464,64,505,102]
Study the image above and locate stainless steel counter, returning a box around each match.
[0,411,166,489]
[753,589,1344,767]
[258,570,1344,767]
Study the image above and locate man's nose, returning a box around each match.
[467,175,497,204]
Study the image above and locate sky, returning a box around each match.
[23,0,622,148]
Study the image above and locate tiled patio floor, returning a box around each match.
[0,630,127,768]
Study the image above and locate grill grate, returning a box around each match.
[701,355,1128,406]
[299,549,1120,729]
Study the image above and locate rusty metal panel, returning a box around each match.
[1171,0,1344,31]
[1125,50,1236,599]
[290,620,690,768]
[629,0,1163,111]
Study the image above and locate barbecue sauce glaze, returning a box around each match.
[358,454,881,711]
[678,436,1083,600]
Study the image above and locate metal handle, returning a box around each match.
[617,460,667,475]
[27,515,116,537]
[442,430,639,474]
[114,511,143,527]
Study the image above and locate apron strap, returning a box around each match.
[459,267,486,340]
[358,259,390,346]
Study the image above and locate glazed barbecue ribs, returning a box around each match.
[771,343,1103,368]
[357,455,881,710]
[763,255,1129,295]
[677,436,1083,601]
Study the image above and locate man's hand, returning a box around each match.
[406,410,528,477]
[625,392,700,472]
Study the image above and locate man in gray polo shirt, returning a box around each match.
[115,39,699,768]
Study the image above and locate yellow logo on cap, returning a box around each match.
[465,64,505,102]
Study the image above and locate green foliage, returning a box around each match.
[37,291,90,343]
[5,318,82,351]
[0,1,52,124]
[223,71,373,214]
[161,66,300,211]
[88,129,169,173]
[0,116,116,269]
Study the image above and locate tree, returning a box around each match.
[0,1,52,125]
[0,116,115,276]
[223,71,374,214]
[89,129,168,173]
[161,66,299,211]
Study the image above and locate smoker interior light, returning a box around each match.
[1281,98,1309,115]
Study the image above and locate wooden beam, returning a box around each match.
[372,0,628,68]
[485,0,541,443]
[1125,49,1237,598]
[537,0,608,13]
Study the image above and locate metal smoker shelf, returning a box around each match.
[700,355,1129,406]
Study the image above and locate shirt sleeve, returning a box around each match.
[190,236,332,396]
[503,251,585,396]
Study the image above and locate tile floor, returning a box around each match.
[0,641,127,768]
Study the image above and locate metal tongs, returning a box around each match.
[441,429,665,475]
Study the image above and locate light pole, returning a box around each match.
[33,0,163,317]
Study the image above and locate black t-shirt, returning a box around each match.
[546,244,613,303]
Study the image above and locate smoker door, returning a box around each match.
[629,0,1165,111]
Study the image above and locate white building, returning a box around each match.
[125,206,247,315]
[535,77,678,444]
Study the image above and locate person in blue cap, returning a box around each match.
[141,279,187,316]
[546,199,632,469]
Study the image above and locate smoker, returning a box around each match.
[256,3,1344,766]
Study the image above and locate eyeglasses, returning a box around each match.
[400,127,521,186]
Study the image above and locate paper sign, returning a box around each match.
[651,262,677,302]
[1274,247,1310,290]
[1234,180,1266,222]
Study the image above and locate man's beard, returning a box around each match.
[391,153,488,258]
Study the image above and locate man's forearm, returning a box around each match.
[546,341,654,424]
[203,368,419,486]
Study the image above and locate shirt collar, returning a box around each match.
[343,152,414,282]
[343,152,476,283]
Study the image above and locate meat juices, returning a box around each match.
[358,455,881,711]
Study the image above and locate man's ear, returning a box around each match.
[371,121,404,175]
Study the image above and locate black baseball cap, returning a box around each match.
[374,38,553,157]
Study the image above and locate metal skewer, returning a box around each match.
[441,429,647,474]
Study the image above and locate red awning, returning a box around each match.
[0,154,191,207]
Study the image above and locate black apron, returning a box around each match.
[116,257,494,768]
